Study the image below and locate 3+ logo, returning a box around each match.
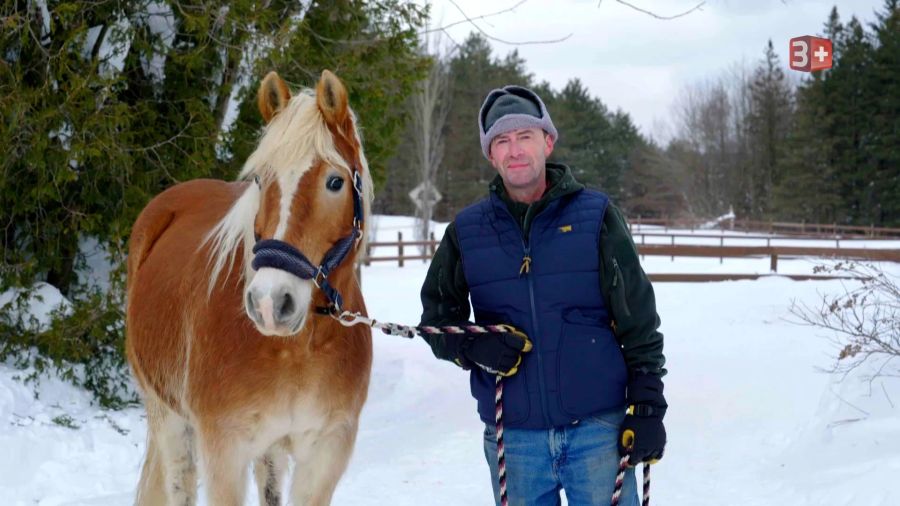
[789,36,833,72]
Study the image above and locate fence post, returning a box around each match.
[770,252,778,272]
[398,231,404,268]
[720,236,724,264]
[670,235,675,262]
[364,243,371,266]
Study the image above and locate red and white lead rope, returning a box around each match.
[612,452,650,506]
[495,376,509,506]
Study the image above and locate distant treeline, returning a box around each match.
[379,1,900,230]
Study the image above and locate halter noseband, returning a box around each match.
[250,168,364,313]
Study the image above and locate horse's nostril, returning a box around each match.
[278,292,295,320]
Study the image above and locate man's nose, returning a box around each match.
[508,139,524,157]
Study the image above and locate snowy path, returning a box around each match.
[2,255,898,504]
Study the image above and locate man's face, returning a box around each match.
[489,128,554,191]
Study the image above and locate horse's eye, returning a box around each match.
[326,176,344,192]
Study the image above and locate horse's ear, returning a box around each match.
[316,70,351,133]
[258,71,292,124]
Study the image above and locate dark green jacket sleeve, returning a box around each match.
[419,222,471,364]
[599,204,667,377]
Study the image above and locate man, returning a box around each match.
[419,85,667,506]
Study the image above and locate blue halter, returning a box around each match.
[250,168,364,312]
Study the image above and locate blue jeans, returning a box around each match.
[483,409,639,506]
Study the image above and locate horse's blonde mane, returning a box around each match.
[204,88,373,295]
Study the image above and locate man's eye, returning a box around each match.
[326,176,344,192]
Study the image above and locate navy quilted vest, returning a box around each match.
[455,189,627,429]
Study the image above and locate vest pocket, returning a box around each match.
[557,321,627,418]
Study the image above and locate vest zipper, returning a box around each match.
[523,239,552,428]
[498,198,553,427]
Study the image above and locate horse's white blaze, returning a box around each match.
[274,163,308,240]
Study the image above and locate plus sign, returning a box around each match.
[814,46,829,62]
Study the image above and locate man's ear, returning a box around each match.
[544,132,555,157]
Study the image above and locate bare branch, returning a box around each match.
[603,0,707,20]
[787,263,900,380]
[421,0,529,34]
[447,0,572,45]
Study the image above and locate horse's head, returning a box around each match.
[206,70,372,337]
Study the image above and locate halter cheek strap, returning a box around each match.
[250,168,364,312]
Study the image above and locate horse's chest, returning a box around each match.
[244,393,329,450]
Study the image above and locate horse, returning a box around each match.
[125,69,374,506]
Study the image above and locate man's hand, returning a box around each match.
[447,323,532,376]
[618,372,667,465]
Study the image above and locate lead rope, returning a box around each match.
[329,309,645,506]
[494,375,508,506]
[612,452,650,506]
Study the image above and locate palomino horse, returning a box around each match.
[126,70,373,506]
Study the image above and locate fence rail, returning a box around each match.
[363,231,900,282]
[630,217,900,238]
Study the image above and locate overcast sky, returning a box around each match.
[428,0,886,143]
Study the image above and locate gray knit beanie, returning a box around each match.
[478,85,558,159]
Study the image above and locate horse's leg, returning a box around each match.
[135,395,197,506]
[198,428,249,506]
[289,423,357,506]
[135,396,166,506]
[254,438,290,506]
[155,403,198,505]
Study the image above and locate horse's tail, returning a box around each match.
[134,423,166,506]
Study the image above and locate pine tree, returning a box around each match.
[869,0,900,225]
[437,34,532,219]
[746,39,792,218]
[547,79,641,200]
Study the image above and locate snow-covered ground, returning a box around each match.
[2,216,898,505]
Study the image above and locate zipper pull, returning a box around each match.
[520,246,532,276]
[612,258,620,288]
[519,255,532,275]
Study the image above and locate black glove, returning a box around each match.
[444,323,532,377]
[618,372,667,466]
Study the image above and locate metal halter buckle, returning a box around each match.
[313,266,327,288]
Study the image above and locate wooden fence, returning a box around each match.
[363,231,900,282]
[630,217,900,239]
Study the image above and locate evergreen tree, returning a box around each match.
[869,0,900,225]
[0,0,428,406]
[546,78,641,200]
[829,16,877,224]
[437,34,532,220]
[746,39,792,218]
